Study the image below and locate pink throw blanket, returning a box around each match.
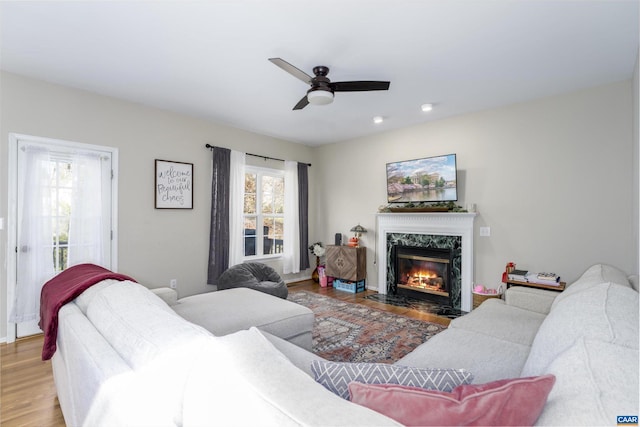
[38,263,136,360]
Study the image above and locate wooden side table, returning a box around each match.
[504,279,566,292]
[325,245,366,281]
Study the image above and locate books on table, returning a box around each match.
[525,272,561,286]
[507,269,529,281]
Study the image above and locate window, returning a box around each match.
[243,167,284,258]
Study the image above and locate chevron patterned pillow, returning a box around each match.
[311,360,473,400]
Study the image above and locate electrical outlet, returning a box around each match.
[480,226,491,237]
[170,279,177,289]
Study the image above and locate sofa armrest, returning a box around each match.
[150,287,178,306]
[504,286,558,315]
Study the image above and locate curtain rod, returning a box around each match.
[205,144,311,167]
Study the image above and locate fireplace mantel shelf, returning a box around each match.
[376,212,477,312]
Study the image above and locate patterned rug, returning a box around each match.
[288,291,447,364]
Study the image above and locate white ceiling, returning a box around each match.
[1,1,638,146]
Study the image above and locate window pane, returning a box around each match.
[273,217,283,254]
[262,193,274,214]
[262,175,274,195]
[245,173,256,193]
[263,217,284,254]
[262,217,273,254]
[274,176,284,214]
[244,236,256,256]
[274,193,284,214]
[244,193,256,214]
[244,217,257,256]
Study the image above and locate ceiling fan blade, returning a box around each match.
[330,81,390,92]
[293,95,309,110]
[269,58,313,84]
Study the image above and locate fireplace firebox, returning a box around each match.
[393,245,452,306]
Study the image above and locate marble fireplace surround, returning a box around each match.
[376,212,477,312]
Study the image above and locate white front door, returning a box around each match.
[7,134,118,340]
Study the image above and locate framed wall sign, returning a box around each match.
[155,159,193,209]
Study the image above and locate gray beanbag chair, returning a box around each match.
[217,262,288,299]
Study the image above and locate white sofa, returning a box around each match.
[51,263,638,426]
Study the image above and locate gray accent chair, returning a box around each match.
[217,262,288,299]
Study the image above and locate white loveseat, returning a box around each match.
[51,263,638,426]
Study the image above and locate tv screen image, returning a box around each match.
[386,154,458,203]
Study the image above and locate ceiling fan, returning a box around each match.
[268,57,390,110]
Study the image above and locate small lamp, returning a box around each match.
[349,224,367,247]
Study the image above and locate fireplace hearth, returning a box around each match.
[394,245,452,306]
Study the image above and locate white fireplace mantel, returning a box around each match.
[376,212,477,312]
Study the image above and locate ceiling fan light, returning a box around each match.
[373,116,384,124]
[307,89,334,105]
[421,103,433,112]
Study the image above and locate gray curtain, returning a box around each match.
[208,146,230,284]
[298,162,310,270]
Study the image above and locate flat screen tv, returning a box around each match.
[386,154,458,203]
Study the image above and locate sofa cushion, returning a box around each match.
[450,298,547,346]
[348,375,555,427]
[84,281,218,425]
[86,281,213,369]
[504,286,558,315]
[522,282,639,377]
[182,328,400,426]
[535,338,639,426]
[311,360,473,400]
[553,263,631,308]
[396,328,531,384]
[173,287,314,349]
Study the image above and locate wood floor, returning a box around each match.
[0,334,65,427]
[0,280,450,426]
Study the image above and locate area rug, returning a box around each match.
[288,291,447,364]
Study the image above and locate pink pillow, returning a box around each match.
[349,375,556,426]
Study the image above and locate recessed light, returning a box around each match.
[421,103,433,112]
[373,116,384,124]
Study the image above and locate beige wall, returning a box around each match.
[316,80,636,293]
[0,72,316,340]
